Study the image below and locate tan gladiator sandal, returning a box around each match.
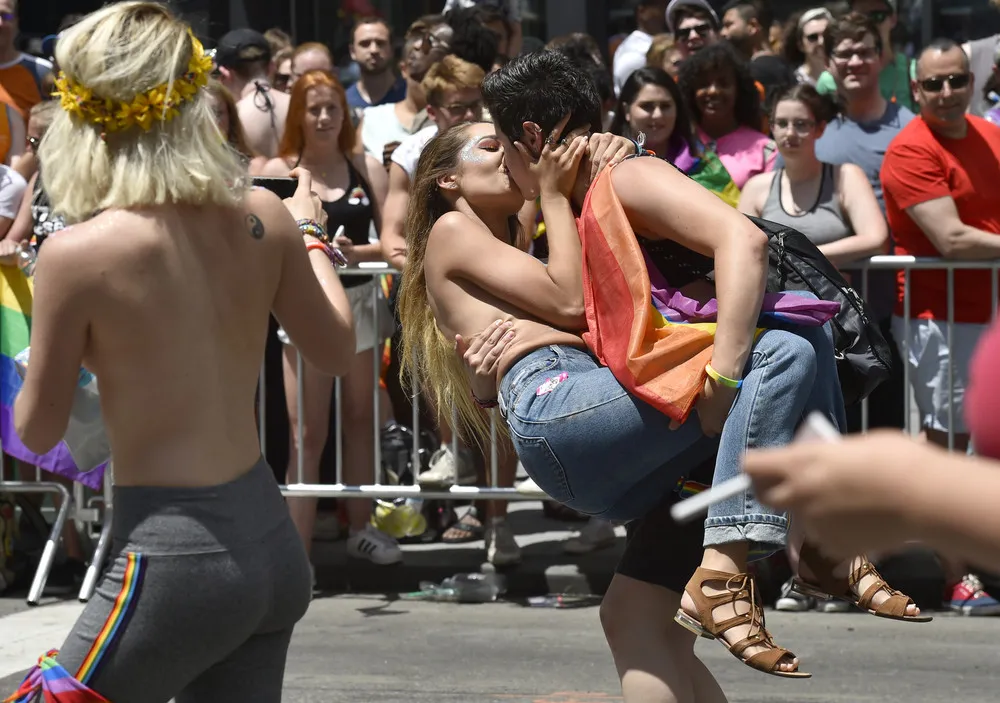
[794,542,932,622]
[674,566,811,679]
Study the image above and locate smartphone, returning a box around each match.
[670,412,841,524]
[252,176,298,200]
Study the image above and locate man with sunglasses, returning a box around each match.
[665,0,720,60]
[880,37,1000,617]
[815,0,915,111]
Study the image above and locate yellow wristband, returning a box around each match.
[705,363,743,389]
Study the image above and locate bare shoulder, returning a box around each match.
[360,153,383,175]
[835,162,866,183]
[39,212,137,283]
[610,157,685,200]
[741,170,775,198]
[245,188,295,240]
[428,211,490,251]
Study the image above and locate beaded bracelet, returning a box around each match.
[296,218,330,244]
[304,240,349,268]
[705,363,743,389]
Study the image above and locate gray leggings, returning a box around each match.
[55,456,311,703]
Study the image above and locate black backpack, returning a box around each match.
[748,216,893,407]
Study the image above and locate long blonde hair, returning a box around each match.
[39,2,246,223]
[398,124,517,446]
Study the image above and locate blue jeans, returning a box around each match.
[498,322,845,555]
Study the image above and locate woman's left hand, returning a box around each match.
[334,235,355,265]
[744,431,925,560]
[455,320,515,404]
[693,377,738,437]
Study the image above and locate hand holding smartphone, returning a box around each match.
[670,412,841,524]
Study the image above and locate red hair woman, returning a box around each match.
[261,70,395,567]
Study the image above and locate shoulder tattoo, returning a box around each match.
[246,214,265,240]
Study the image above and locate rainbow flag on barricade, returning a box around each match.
[577,169,839,424]
[4,650,110,703]
[0,265,106,490]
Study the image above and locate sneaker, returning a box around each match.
[417,446,477,487]
[816,597,851,613]
[516,476,543,495]
[949,574,1000,616]
[563,519,617,555]
[486,519,522,567]
[313,512,342,542]
[347,525,403,565]
[774,577,816,612]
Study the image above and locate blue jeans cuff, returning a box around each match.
[703,517,787,555]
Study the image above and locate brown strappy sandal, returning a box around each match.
[794,542,932,623]
[674,567,811,679]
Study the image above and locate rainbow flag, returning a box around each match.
[0,265,106,490]
[577,169,839,424]
[4,650,110,703]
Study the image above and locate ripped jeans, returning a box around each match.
[497,322,845,555]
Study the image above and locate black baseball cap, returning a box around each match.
[215,28,271,68]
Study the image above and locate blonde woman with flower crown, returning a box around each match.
[6,4,355,701]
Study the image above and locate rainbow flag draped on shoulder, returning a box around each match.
[4,650,110,703]
[577,168,840,424]
[0,265,106,490]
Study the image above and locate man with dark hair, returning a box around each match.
[666,0,720,59]
[720,0,795,105]
[482,47,822,684]
[216,28,290,158]
[442,0,522,56]
[815,0,915,111]
[346,17,406,111]
[882,38,1000,616]
[612,0,667,97]
[443,5,500,74]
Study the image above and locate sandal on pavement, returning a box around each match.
[674,567,811,679]
[794,542,932,623]
[441,510,484,544]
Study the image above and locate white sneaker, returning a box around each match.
[816,597,851,613]
[486,519,522,567]
[418,445,477,487]
[516,476,543,495]
[313,512,342,542]
[563,518,617,554]
[347,525,403,565]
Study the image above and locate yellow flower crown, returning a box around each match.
[53,32,213,133]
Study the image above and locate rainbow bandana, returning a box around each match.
[4,652,110,703]
[0,265,107,489]
[577,169,839,424]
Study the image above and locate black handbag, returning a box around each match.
[747,216,893,407]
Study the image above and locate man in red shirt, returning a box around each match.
[881,37,1000,616]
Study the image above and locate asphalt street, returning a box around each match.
[2,594,998,702]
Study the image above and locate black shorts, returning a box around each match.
[614,457,714,595]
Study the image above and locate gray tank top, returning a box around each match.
[760,163,851,246]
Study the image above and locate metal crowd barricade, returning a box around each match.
[275,263,545,503]
[5,256,996,606]
[856,257,1000,450]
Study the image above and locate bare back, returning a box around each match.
[16,186,353,488]
[237,88,290,159]
[424,212,586,387]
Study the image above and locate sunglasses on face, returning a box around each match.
[26,135,39,150]
[274,73,291,89]
[0,12,13,22]
[831,47,878,62]
[868,10,891,24]
[675,23,713,40]
[919,73,971,93]
[803,32,823,43]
